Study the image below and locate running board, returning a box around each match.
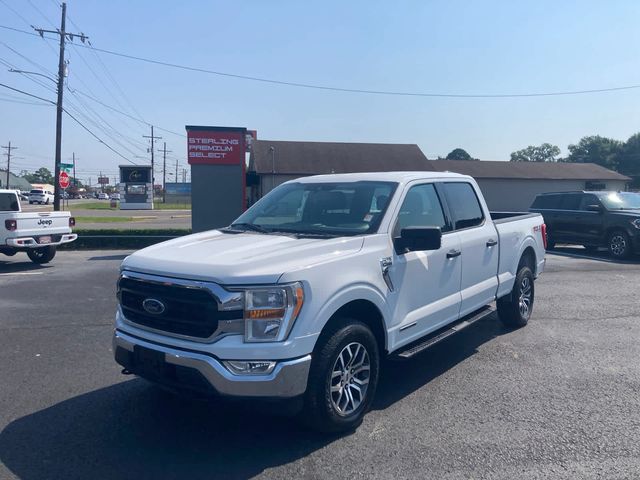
[394,305,496,359]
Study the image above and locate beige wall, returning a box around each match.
[256,174,628,212]
[477,179,628,211]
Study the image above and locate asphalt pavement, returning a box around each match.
[1,248,639,479]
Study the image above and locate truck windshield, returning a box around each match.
[599,192,640,210]
[0,193,20,212]
[231,181,398,236]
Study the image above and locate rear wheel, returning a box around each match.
[27,246,56,264]
[301,319,379,433]
[497,266,534,328]
[608,231,631,259]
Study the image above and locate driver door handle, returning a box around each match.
[486,239,498,247]
[446,249,461,259]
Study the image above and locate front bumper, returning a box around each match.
[113,329,311,398]
[6,233,77,248]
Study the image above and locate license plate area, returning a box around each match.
[38,236,51,244]
[134,346,166,374]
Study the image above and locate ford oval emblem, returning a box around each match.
[142,298,166,315]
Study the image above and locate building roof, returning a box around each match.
[250,140,630,182]
[425,159,631,181]
[250,140,428,175]
[0,170,32,191]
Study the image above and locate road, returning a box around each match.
[21,200,191,230]
[1,249,639,479]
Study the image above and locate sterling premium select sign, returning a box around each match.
[186,126,246,165]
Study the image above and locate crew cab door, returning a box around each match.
[440,181,499,317]
[386,182,462,350]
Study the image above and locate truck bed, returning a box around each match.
[490,211,541,224]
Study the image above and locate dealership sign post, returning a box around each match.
[186,125,248,232]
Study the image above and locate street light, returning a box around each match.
[9,69,57,84]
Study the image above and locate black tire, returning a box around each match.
[45,198,50,205]
[27,246,56,264]
[497,266,534,328]
[608,230,631,259]
[301,319,379,433]
[28,201,33,205]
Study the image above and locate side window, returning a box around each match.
[441,182,485,230]
[531,194,560,209]
[560,194,581,210]
[579,194,600,211]
[394,183,448,236]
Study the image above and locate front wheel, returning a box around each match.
[608,231,631,259]
[497,266,534,328]
[301,319,379,433]
[27,246,56,264]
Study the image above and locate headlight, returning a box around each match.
[631,219,640,230]
[243,282,304,342]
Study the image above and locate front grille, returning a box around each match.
[118,276,242,339]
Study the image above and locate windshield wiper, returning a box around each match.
[227,223,272,234]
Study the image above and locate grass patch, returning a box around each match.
[75,216,147,223]
[77,201,190,211]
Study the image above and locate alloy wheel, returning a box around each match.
[518,276,532,319]
[330,342,370,416]
[610,235,627,257]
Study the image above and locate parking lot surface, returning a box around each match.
[1,249,639,479]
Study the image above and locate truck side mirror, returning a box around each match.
[586,204,603,213]
[394,227,442,254]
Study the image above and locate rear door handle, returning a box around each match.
[486,239,498,247]
[446,249,461,259]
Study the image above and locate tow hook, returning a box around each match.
[121,368,133,375]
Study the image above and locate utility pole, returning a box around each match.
[182,168,187,183]
[175,159,178,183]
[72,152,76,188]
[33,2,89,211]
[160,142,171,203]
[1,142,17,189]
[143,126,161,200]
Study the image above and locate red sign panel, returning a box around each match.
[187,129,245,165]
[59,171,70,189]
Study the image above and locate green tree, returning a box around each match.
[618,133,640,177]
[564,135,622,169]
[22,167,54,184]
[446,148,475,160]
[510,143,561,162]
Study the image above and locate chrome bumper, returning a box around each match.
[6,233,77,248]
[113,330,311,398]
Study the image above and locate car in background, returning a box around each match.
[28,189,54,205]
[110,193,121,201]
[530,191,640,259]
[97,193,109,200]
[17,191,29,202]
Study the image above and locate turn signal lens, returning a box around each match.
[5,219,17,231]
[69,217,76,227]
[242,282,304,342]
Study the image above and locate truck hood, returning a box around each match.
[121,230,365,285]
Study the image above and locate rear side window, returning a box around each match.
[394,183,449,236]
[0,193,19,211]
[30,189,43,194]
[441,182,484,230]
[531,194,561,209]
[560,194,581,210]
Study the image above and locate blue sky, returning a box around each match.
[1,0,639,183]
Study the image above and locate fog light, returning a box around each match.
[223,360,276,375]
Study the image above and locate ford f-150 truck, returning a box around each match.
[0,189,77,264]
[113,172,546,432]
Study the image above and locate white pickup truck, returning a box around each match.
[113,172,546,431]
[0,189,77,264]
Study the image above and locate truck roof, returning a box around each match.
[293,171,471,184]
[0,189,19,194]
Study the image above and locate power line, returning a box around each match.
[3,24,637,99]
[0,82,136,165]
